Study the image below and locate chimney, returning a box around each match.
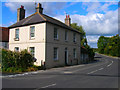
[17,5,25,22]
[36,3,43,14]
[65,14,71,26]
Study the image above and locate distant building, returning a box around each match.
[9,3,82,68]
[0,27,9,49]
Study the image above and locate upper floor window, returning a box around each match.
[29,47,35,57]
[15,29,19,40]
[65,31,68,41]
[30,26,35,39]
[54,28,58,39]
[73,48,77,58]
[73,33,76,42]
[54,47,58,60]
[15,47,19,52]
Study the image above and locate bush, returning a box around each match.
[1,49,36,73]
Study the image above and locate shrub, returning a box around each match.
[1,49,36,73]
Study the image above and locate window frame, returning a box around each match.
[15,28,19,41]
[73,48,77,59]
[29,47,35,57]
[30,26,35,39]
[65,31,68,41]
[54,47,58,60]
[54,27,58,40]
[73,33,76,42]
[14,47,19,52]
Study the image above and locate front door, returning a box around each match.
[65,48,68,65]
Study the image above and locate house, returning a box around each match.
[9,3,81,68]
[0,27,9,49]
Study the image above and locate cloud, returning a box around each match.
[55,9,118,35]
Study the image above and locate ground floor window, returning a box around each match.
[29,47,35,57]
[73,48,77,58]
[14,47,19,52]
[54,47,58,60]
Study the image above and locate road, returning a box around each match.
[2,53,119,88]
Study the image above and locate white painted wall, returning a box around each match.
[9,23,46,66]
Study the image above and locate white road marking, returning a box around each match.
[41,83,56,88]
[98,68,104,70]
[107,61,113,67]
[64,72,73,74]
[87,70,98,74]
[87,67,104,74]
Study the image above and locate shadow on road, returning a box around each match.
[87,74,119,77]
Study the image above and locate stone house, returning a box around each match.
[9,3,81,68]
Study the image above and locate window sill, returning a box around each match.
[30,37,35,40]
[73,42,77,44]
[14,38,19,41]
[54,59,59,61]
[54,38,59,41]
[65,40,68,42]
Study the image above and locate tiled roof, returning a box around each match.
[9,12,81,34]
[0,27,9,42]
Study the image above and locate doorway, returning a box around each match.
[65,48,68,65]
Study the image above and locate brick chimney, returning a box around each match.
[17,5,25,22]
[65,15,71,26]
[36,3,43,14]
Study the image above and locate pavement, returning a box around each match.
[2,53,119,89]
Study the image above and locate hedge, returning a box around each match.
[1,49,38,73]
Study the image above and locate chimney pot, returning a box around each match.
[66,15,67,18]
[68,15,69,18]
[65,14,71,26]
[21,5,24,9]
[36,3,43,14]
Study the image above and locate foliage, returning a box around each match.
[71,23,85,40]
[1,49,39,73]
[97,34,120,57]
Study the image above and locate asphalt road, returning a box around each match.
[2,53,119,88]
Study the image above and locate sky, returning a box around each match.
[0,0,119,48]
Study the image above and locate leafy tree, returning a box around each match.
[71,23,85,40]
[97,34,120,57]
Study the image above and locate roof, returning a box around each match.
[9,12,81,34]
[0,27,9,42]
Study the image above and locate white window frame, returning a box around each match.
[15,29,19,40]
[14,47,19,52]
[30,26,35,39]
[54,27,58,40]
[73,48,77,59]
[54,47,58,60]
[29,47,35,57]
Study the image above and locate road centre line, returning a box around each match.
[87,67,104,74]
[41,83,56,88]
[107,61,113,67]
[98,68,104,70]
[87,70,98,74]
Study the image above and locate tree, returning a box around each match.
[97,36,110,54]
[97,34,120,57]
[71,23,85,40]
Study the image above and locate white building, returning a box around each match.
[9,3,81,68]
